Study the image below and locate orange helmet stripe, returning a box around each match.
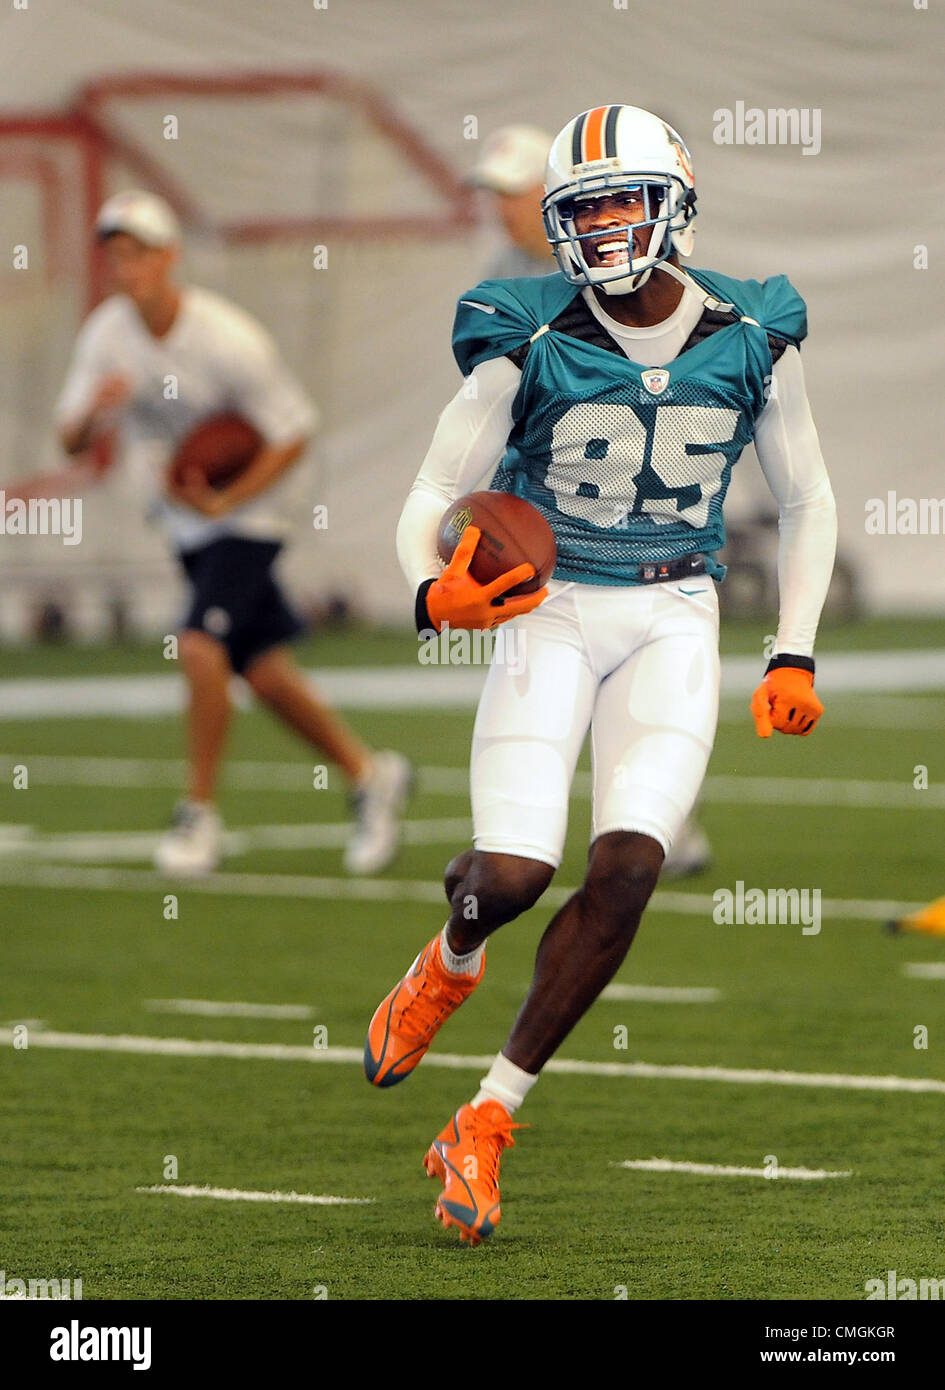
[583,105,609,162]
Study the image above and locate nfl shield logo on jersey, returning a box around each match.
[641,368,671,395]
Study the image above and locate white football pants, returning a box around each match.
[470,576,721,867]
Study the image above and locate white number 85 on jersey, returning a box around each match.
[547,402,740,530]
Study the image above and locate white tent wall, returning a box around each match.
[0,0,941,629]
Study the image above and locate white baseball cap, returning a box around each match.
[469,125,553,195]
[95,190,181,247]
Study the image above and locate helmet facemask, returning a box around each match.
[542,172,696,295]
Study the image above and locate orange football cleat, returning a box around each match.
[363,935,484,1088]
[424,1101,522,1246]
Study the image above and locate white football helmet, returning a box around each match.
[542,105,697,295]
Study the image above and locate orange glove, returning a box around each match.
[751,659,823,738]
[421,525,548,632]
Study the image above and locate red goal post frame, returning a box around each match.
[0,109,107,312]
[0,69,477,492]
[0,109,110,488]
[78,69,477,300]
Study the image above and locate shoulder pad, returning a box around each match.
[687,267,807,348]
[452,274,578,376]
[759,274,808,348]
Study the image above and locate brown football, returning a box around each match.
[168,414,263,491]
[436,491,557,596]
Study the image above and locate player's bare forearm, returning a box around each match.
[166,437,308,517]
[60,414,101,458]
[214,438,307,508]
[59,374,132,458]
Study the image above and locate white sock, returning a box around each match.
[473,1052,538,1114]
[439,926,484,978]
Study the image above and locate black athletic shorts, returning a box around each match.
[178,536,305,675]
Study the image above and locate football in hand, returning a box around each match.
[168,414,262,491]
[436,491,556,596]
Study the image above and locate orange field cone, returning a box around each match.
[888,895,945,937]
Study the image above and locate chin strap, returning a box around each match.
[652,259,736,314]
[651,259,694,291]
[602,257,742,316]
[599,266,652,296]
[599,259,703,301]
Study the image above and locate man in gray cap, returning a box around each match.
[470,125,558,280]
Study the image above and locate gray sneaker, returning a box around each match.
[154,800,223,877]
[344,752,413,875]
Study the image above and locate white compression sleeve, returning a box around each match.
[395,355,520,593]
[753,346,838,657]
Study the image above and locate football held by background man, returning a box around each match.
[365,104,838,1244]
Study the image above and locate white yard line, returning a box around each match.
[0,862,448,903]
[0,817,473,862]
[0,860,925,922]
[616,1158,852,1180]
[3,753,942,811]
[135,1184,373,1205]
[903,963,945,979]
[0,653,944,720]
[4,1028,945,1096]
[600,985,721,1003]
[0,667,486,718]
[702,776,945,809]
[0,754,305,789]
[144,999,316,1019]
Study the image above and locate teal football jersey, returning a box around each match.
[452,268,807,585]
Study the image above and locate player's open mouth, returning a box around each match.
[591,237,631,267]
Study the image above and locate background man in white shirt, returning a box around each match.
[56,190,410,876]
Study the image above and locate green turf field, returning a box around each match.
[1,621,944,1301]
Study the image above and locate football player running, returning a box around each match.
[56,190,411,876]
[470,123,708,877]
[365,107,837,1243]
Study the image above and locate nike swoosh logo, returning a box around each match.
[459,300,496,313]
[678,587,708,596]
